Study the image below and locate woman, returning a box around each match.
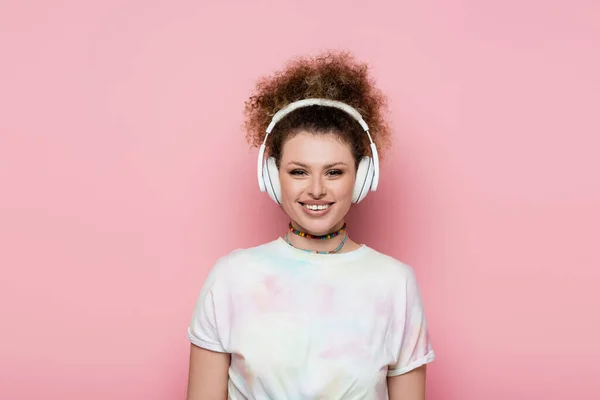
[186,52,435,399]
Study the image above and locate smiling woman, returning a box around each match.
[186,51,435,400]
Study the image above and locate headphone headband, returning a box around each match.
[266,98,370,133]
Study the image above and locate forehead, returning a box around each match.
[280,132,353,163]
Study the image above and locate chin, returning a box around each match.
[294,215,342,235]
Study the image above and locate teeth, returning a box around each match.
[303,203,330,211]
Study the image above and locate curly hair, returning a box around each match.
[244,51,391,167]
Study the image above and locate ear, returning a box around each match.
[263,156,282,204]
[352,156,374,203]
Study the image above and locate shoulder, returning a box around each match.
[208,239,281,278]
[359,248,426,309]
[360,246,418,282]
[219,239,280,264]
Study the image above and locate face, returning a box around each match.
[278,131,356,235]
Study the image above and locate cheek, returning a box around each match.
[335,176,356,199]
[279,175,301,202]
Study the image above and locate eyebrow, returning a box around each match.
[287,161,348,169]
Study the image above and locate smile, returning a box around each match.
[300,202,334,211]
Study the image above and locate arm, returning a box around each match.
[186,344,230,400]
[387,364,427,400]
[387,266,435,399]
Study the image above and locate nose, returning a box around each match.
[308,174,326,198]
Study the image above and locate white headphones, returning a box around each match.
[257,98,380,204]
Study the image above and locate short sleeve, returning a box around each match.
[187,258,228,353]
[387,268,435,376]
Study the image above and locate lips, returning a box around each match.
[302,203,331,210]
[299,201,334,215]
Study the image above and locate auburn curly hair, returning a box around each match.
[244,51,391,167]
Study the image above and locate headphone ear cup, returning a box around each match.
[352,156,374,203]
[263,156,282,204]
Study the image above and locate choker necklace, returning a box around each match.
[285,232,348,254]
[288,222,346,240]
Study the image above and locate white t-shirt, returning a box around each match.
[188,238,435,399]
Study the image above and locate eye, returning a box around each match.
[289,169,307,176]
[327,169,344,177]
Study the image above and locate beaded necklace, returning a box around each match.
[285,232,349,254]
[288,222,346,240]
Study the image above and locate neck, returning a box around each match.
[286,221,354,253]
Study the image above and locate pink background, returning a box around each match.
[1,1,599,399]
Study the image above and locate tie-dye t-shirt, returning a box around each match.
[188,238,435,399]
